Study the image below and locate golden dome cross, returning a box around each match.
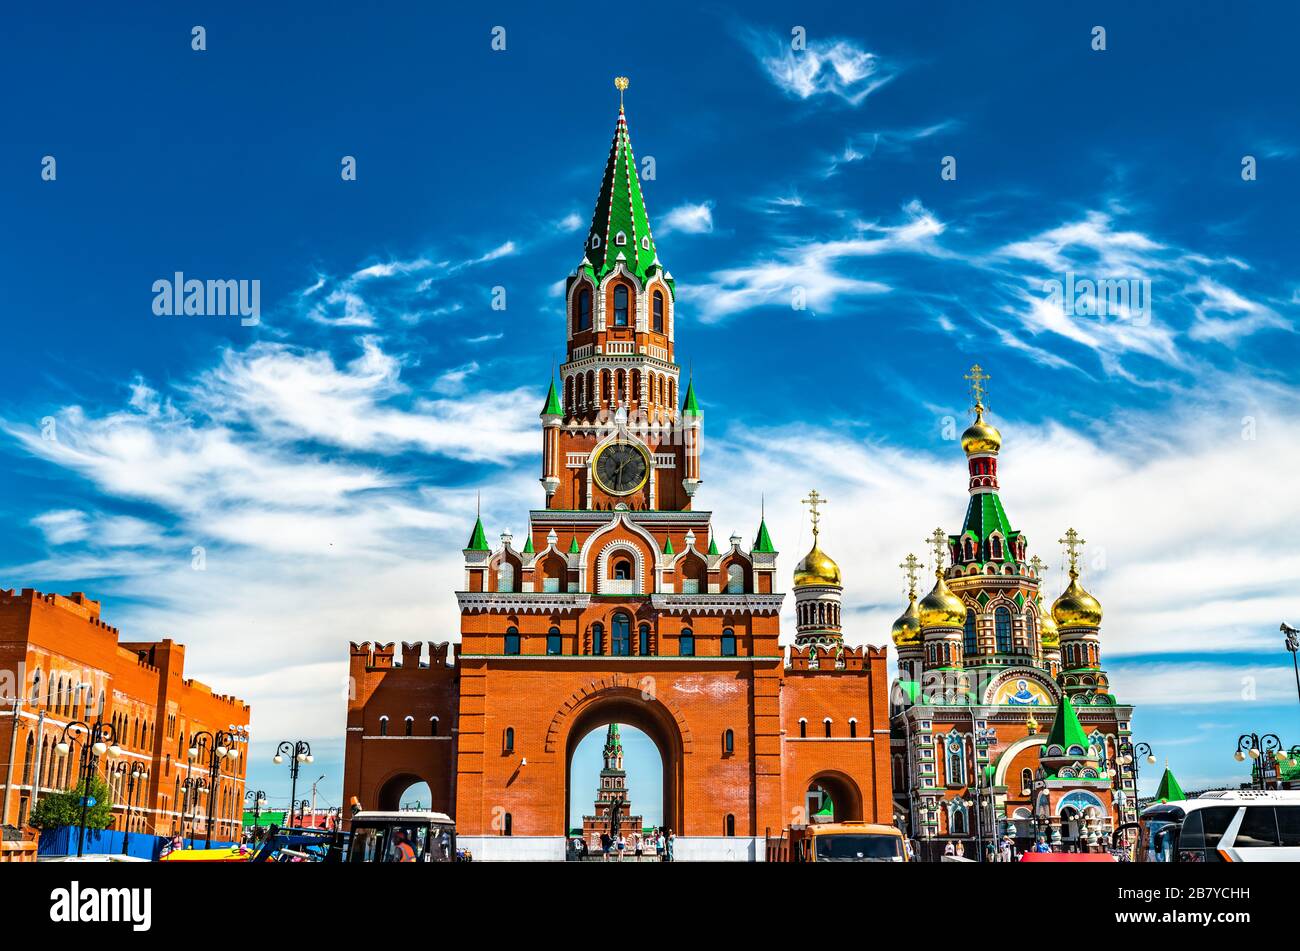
[927,527,948,573]
[1058,527,1086,573]
[964,363,991,412]
[899,553,922,598]
[801,489,827,540]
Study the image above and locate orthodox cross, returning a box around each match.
[801,490,827,540]
[1029,554,1046,578]
[927,527,948,573]
[899,553,922,598]
[1058,527,1086,573]
[964,363,991,411]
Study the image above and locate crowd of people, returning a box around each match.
[570,827,675,861]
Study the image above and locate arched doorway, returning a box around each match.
[376,772,436,812]
[568,723,663,854]
[562,688,685,838]
[805,771,864,823]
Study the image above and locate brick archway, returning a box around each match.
[375,770,440,812]
[554,681,690,836]
[805,769,865,823]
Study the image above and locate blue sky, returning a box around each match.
[3,2,1299,816]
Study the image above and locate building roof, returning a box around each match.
[1153,765,1186,802]
[541,376,562,416]
[1044,693,1088,751]
[681,379,700,417]
[582,106,665,287]
[466,516,490,552]
[753,518,776,553]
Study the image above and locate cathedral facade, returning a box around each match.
[343,89,893,861]
[888,371,1136,857]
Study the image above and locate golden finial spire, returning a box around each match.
[801,489,827,541]
[964,363,991,414]
[1029,554,1045,578]
[927,527,948,576]
[899,553,922,599]
[1058,527,1086,578]
[614,76,629,111]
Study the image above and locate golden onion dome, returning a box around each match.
[1036,597,1060,649]
[961,404,1002,455]
[1052,568,1102,629]
[918,570,967,629]
[793,540,842,588]
[891,594,922,648]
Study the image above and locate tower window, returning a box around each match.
[723,729,734,754]
[378,716,389,736]
[504,626,520,655]
[504,727,515,753]
[404,716,414,737]
[577,288,592,331]
[612,613,631,656]
[638,623,651,656]
[725,814,736,836]
[613,285,629,326]
[849,718,858,738]
[964,611,978,656]
[721,628,736,657]
[615,231,627,245]
[613,559,632,580]
[547,626,562,656]
[653,290,664,333]
[995,607,1012,653]
[592,623,605,656]
[824,718,832,739]
[679,628,695,657]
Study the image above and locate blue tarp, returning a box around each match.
[38,826,238,860]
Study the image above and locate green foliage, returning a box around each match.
[27,774,115,831]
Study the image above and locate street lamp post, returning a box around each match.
[180,777,207,840]
[108,760,147,854]
[273,740,313,827]
[1235,733,1283,790]
[245,789,267,831]
[1284,624,1300,720]
[55,718,121,858]
[962,713,997,861]
[187,729,243,847]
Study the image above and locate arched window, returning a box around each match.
[611,613,631,656]
[30,669,40,703]
[849,718,858,739]
[638,623,651,656]
[547,626,562,656]
[653,290,665,333]
[613,559,632,580]
[726,564,744,593]
[995,607,1012,653]
[592,623,605,656]
[724,814,735,836]
[679,628,695,657]
[824,718,833,738]
[404,716,414,737]
[613,285,629,326]
[991,535,1003,559]
[720,628,736,656]
[799,719,807,738]
[504,626,521,655]
[1020,767,1033,795]
[577,288,592,331]
[498,562,514,593]
[964,611,978,657]
[950,801,968,835]
[504,727,514,753]
[723,729,734,754]
[503,812,513,836]
[430,716,439,736]
[378,716,389,736]
[21,732,34,784]
[946,736,966,785]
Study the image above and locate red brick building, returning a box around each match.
[342,90,893,861]
[0,588,251,841]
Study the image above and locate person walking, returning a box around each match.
[600,831,612,861]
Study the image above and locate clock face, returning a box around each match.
[592,442,649,496]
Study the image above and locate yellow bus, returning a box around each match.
[766,822,909,863]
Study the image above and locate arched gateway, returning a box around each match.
[342,88,893,861]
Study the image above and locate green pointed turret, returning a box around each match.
[568,534,580,554]
[1153,765,1185,803]
[663,536,675,555]
[541,376,562,417]
[521,534,535,555]
[707,533,720,556]
[466,516,489,552]
[753,518,776,554]
[1045,694,1089,750]
[581,106,667,289]
[681,379,701,417]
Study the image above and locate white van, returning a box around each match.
[1139,789,1300,862]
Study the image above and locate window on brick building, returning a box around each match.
[721,628,736,656]
[504,626,521,655]
[613,559,632,581]
[592,623,605,655]
[653,290,664,333]
[679,628,694,656]
[799,719,807,738]
[849,718,858,739]
[547,626,562,656]
[964,610,978,657]
[1021,767,1033,795]
[724,814,735,836]
[723,729,734,754]
[995,607,1012,653]
[379,716,389,736]
[638,623,651,656]
[613,285,629,326]
[577,287,592,331]
[430,716,439,736]
[611,613,631,656]
[504,727,514,753]
[405,716,414,737]
[824,718,832,738]
[503,812,513,836]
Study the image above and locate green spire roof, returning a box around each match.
[707,533,719,556]
[681,379,701,417]
[582,107,666,288]
[568,534,580,554]
[753,518,776,553]
[1045,694,1089,751]
[466,516,489,552]
[663,535,675,555]
[521,533,535,554]
[1153,765,1186,803]
[541,376,562,416]
[953,493,1018,561]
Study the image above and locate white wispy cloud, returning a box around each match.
[745,30,897,106]
[659,201,715,236]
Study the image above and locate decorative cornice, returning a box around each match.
[456,592,592,613]
[650,593,785,615]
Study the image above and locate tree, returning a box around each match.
[28,775,114,831]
